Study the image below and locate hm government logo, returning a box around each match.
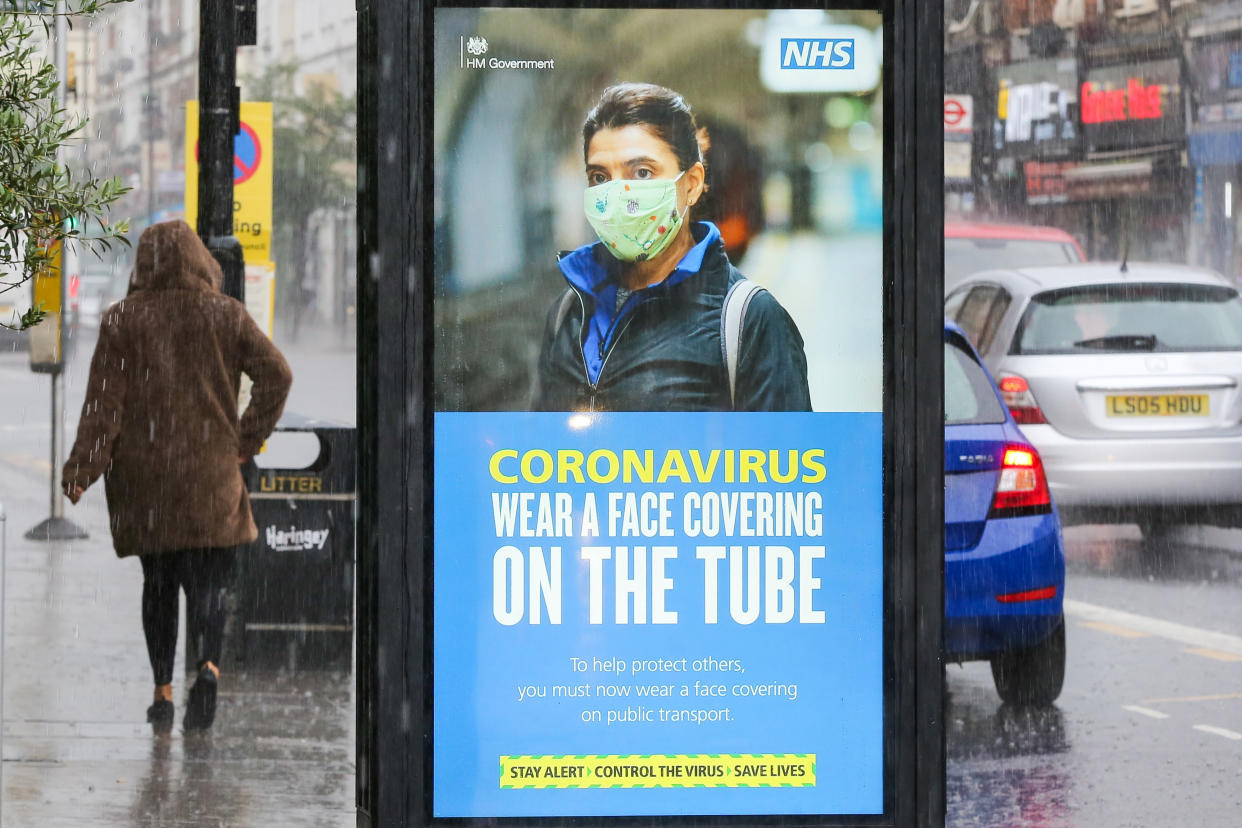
[780,37,856,70]
[459,35,555,72]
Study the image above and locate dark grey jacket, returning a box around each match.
[532,238,812,412]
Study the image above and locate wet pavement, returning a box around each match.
[1,332,356,826]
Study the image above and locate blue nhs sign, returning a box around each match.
[781,38,855,70]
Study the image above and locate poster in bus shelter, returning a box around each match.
[432,6,885,818]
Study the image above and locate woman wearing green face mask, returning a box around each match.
[532,82,811,413]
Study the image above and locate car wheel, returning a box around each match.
[990,620,1065,707]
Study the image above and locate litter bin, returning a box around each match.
[219,413,356,672]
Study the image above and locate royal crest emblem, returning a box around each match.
[466,36,488,56]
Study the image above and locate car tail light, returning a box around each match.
[997,373,1047,424]
[989,444,1052,518]
[69,274,80,299]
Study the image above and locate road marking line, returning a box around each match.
[1123,705,1169,720]
[1065,599,1242,658]
[1141,693,1242,705]
[1185,647,1242,662]
[1193,725,1242,741]
[1078,620,1149,638]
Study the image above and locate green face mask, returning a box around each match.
[583,171,687,262]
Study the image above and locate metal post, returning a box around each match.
[27,1,88,543]
[52,3,66,522]
[198,0,245,303]
[146,0,154,227]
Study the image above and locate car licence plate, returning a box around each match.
[1106,394,1209,417]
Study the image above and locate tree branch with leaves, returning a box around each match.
[1,0,132,331]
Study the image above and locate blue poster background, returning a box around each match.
[433,412,883,817]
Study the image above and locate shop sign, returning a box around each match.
[1081,77,1164,123]
[994,59,1078,159]
[1081,59,1183,153]
[1025,160,1077,204]
[945,139,972,181]
[1064,160,1153,201]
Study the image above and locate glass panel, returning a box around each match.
[946,2,1242,825]
[1,2,357,823]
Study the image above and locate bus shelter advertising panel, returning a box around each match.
[431,6,887,820]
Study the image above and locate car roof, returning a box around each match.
[955,262,1234,295]
[944,219,1080,244]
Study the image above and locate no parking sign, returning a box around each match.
[185,100,273,264]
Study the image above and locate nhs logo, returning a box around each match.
[781,38,856,70]
[761,24,878,93]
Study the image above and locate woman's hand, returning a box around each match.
[63,482,85,504]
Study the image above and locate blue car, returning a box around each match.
[944,321,1067,706]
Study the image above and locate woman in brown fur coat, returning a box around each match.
[62,220,292,733]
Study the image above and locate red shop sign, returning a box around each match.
[1081,78,1164,124]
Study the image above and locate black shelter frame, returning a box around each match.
[354,1,945,825]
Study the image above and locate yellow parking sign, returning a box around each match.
[184,101,273,264]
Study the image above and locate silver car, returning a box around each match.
[946,263,1242,535]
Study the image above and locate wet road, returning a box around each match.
[948,524,1242,827]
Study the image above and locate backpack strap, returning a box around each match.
[720,279,766,409]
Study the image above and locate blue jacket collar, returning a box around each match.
[558,221,722,296]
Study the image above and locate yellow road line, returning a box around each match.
[1141,693,1242,705]
[1078,620,1149,638]
[1185,647,1242,663]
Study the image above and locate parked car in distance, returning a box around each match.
[946,219,1085,293]
[76,262,128,331]
[947,263,1242,535]
[944,321,1066,706]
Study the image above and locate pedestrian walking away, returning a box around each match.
[61,220,293,734]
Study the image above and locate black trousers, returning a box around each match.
[139,548,237,686]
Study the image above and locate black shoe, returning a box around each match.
[183,667,218,731]
[147,699,174,734]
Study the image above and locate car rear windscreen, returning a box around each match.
[945,238,1079,285]
[1014,282,1242,354]
[946,339,1007,425]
